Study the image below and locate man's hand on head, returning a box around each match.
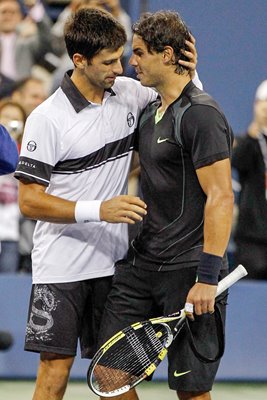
[179,34,197,78]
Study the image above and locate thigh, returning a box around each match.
[152,267,197,316]
[81,276,113,358]
[167,269,228,392]
[25,281,93,356]
[98,261,154,348]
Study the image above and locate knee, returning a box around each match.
[38,353,74,395]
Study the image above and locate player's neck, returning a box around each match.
[70,71,104,104]
[157,73,191,110]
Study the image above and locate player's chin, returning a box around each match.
[139,78,153,88]
[136,73,151,87]
[104,78,116,88]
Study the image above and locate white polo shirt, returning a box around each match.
[15,72,157,283]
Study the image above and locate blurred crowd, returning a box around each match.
[0,0,266,279]
[231,80,267,279]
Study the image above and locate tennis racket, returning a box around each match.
[87,264,247,397]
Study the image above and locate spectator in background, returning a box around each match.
[10,76,47,117]
[0,72,15,100]
[2,77,47,273]
[0,100,26,273]
[232,80,267,279]
[0,122,17,350]
[0,123,18,175]
[0,0,52,82]
[7,77,47,273]
[50,0,132,93]
[52,0,131,57]
[0,99,26,146]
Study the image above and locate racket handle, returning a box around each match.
[216,264,247,297]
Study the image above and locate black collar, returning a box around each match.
[60,70,116,113]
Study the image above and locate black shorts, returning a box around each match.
[25,276,113,359]
[98,261,228,392]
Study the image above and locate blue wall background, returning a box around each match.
[124,0,267,135]
[1,276,267,380]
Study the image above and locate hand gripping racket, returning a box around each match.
[87,264,247,397]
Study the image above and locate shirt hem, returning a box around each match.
[32,268,115,284]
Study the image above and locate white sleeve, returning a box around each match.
[192,70,203,90]
[15,113,60,185]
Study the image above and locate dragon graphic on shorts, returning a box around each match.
[26,285,60,342]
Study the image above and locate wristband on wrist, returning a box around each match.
[197,252,223,285]
[74,200,101,223]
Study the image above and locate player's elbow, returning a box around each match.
[19,195,35,219]
[18,180,46,219]
[225,189,234,206]
[18,188,38,219]
[207,188,234,213]
[218,189,235,213]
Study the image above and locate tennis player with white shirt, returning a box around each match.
[14,8,200,400]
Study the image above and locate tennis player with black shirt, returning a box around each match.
[99,11,234,400]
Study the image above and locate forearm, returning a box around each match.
[203,191,234,256]
[185,194,234,315]
[19,182,147,225]
[19,189,76,223]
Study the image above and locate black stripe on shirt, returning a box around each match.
[14,133,135,184]
[53,132,135,174]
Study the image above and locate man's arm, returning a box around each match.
[185,158,234,316]
[197,158,234,257]
[18,180,147,225]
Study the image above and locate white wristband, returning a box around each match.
[74,201,101,223]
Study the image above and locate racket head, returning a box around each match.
[87,321,173,397]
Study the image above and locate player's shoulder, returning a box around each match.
[30,88,61,114]
[195,86,224,115]
[181,83,224,121]
[113,76,155,97]
[29,88,71,123]
[113,76,141,90]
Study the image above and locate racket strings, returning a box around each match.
[91,323,169,394]
[143,322,167,353]
[125,325,154,367]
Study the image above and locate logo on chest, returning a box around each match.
[157,137,169,144]
[127,112,135,127]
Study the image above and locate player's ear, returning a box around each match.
[73,53,87,69]
[162,46,175,65]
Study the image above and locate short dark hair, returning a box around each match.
[132,10,191,74]
[64,8,127,62]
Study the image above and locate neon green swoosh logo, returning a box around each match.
[174,370,191,378]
